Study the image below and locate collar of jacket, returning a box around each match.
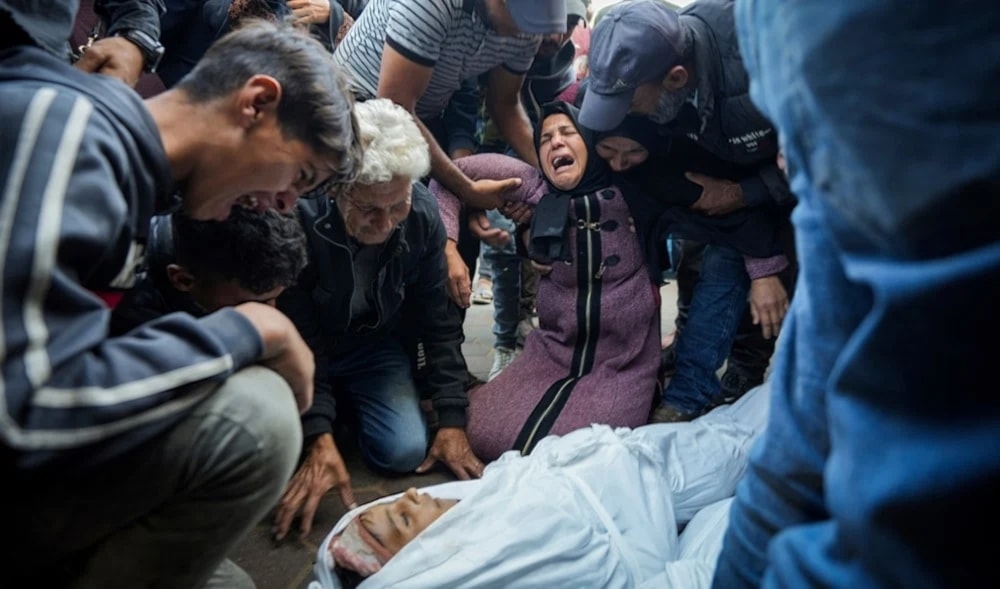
[306,196,410,262]
[679,14,716,136]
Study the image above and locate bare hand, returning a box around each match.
[335,11,354,44]
[287,0,331,25]
[748,275,789,339]
[74,36,144,87]
[416,427,485,479]
[462,177,521,211]
[687,172,745,216]
[469,210,510,247]
[521,228,553,275]
[234,303,315,413]
[444,240,471,308]
[273,434,356,541]
[530,260,553,276]
[500,201,533,225]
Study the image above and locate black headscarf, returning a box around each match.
[528,102,613,264]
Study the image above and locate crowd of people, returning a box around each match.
[1,0,995,587]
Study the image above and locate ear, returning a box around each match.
[166,264,196,292]
[662,66,688,91]
[236,74,283,130]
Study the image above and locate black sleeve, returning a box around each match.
[277,261,338,443]
[309,1,345,54]
[98,0,164,38]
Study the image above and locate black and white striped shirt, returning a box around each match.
[334,0,541,119]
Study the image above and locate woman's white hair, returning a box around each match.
[353,98,431,185]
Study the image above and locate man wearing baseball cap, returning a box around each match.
[580,0,791,209]
[579,0,798,424]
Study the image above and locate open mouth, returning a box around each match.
[551,155,575,171]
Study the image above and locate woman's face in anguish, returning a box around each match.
[595,136,650,172]
[539,113,589,191]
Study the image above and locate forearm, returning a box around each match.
[418,116,478,203]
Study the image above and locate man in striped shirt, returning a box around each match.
[334,0,567,208]
[2,12,360,588]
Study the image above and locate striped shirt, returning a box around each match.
[334,0,541,119]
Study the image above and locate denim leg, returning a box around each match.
[330,339,428,473]
[476,242,493,279]
[483,208,520,349]
[662,244,749,414]
[717,1,1000,587]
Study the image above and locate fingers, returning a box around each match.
[684,172,707,187]
[298,492,324,539]
[339,484,358,511]
[497,177,522,192]
[415,454,436,474]
[530,260,553,276]
[449,276,471,308]
[73,48,106,74]
[273,481,305,541]
[479,229,511,247]
[761,312,775,339]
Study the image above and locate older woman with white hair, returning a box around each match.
[274,98,485,543]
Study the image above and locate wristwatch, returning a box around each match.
[115,29,165,74]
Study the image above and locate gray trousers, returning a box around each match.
[11,366,302,588]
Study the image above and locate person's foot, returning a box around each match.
[488,346,520,381]
[471,276,493,305]
[718,369,764,405]
[648,402,700,424]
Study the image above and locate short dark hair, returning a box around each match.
[175,18,363,185]
[172,207,308,294]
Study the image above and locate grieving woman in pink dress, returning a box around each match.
[432,103,664,461]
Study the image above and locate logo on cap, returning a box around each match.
[611,78,631,92]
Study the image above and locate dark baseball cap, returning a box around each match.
[507,0,568,34]
[578,0,685,131]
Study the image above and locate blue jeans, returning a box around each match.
[328,338,428,473]
[662,244,749,414]
[482,208,522,349]
[715,2,1000,588]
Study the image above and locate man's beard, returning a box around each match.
[648,87,692,125]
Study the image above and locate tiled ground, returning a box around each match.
[231,282,679,588]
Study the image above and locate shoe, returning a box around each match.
[718,369,764,404]
[488,346,520,381]
[648,402,700,424]
[471,276,493,305]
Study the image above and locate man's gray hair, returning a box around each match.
[353,99,431,185]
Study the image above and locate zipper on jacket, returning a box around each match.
[518,195,602,454]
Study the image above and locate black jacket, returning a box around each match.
[278,183,469,441]
[672,0,793,206]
